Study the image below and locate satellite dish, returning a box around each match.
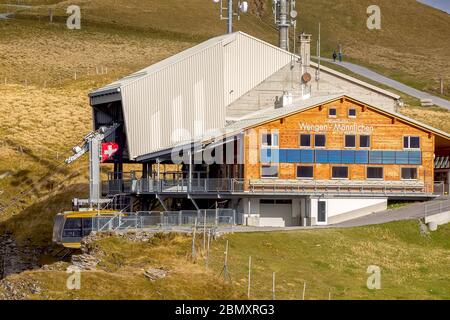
[239,1,249,14]
[212,0,220,3]
[290,10,298,19]
[302,72,312,83]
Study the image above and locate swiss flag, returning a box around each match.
[101,142,119,162]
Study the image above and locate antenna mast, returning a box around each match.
[273,0,297,51]
[214,0,249,34]
[316,22,321,86]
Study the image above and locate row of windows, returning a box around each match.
[262,133,421,150]
[261,165,419,180]
[328,107,357,118]
[261,149,422,165]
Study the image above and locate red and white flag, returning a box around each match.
[101,142,119,162]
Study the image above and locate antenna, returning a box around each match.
[213,0,249,34]
[273,0,297,51]
[316,22,321,85]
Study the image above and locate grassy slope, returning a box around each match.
[291,0,450,98]
[5,221,450,300]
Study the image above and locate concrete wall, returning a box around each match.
[239,197,387,227]
[226,63,398,119]
[310,197,387,225]
[240,198,302,227]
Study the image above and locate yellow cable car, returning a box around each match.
[52,210,120,249]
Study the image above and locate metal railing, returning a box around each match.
[433,182,449,196]
[103,177,433,196]
[89,209,238,233]
[424,199,450,217]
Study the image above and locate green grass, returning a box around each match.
[5,221,449,300]
[205,221,450,300]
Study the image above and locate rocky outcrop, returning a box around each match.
[71,254,100,271]
[144,268,168,281]
[0,232,42,279]
[0,278,42,300]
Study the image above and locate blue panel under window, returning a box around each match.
[300,150,314,163]
[342,150,355,164]
[285,149,301,163]
[261,149,270,162]
[395,151,409,164]
[316,150,328,163]
[328,150,342,164]
[278,149,288,163]
[383,151,396,164]
[369,151,383,164]
[355,151,369,164]
[261,149,279,163]
[409,151,422,165]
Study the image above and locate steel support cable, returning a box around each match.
[0,158,82,214]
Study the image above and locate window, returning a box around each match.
[404,136,420,149]
[345,135,356,148]
[348,108,357,118]
[315,134,326,148]
[260,199,292,204]
[328,108,337,117]
[367,167,383,179]
[63,218,82,238]
[261,133,279,148]
[332,166,349,179]
[300,134,311,147]
[360,135,371,148]
[401,168,418,180]
[297,166,314,179]
[261,165,278,178]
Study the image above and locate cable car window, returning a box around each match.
[82,218,93,236]
[63,218,82,238]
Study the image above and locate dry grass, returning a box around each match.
[399,106,450,133]
[14,234,242,300]
[0,17,191,217]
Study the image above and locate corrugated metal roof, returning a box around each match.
[89,33,235,97]
[89,32,401,101]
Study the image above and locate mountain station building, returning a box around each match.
[87,32,450,227]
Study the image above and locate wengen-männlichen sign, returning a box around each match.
[299,121,374,133]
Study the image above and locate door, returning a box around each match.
[317,200,327,225]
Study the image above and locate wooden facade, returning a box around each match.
[244,97,435,190]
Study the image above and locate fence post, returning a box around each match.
[192,218,198,262]
[215,204,219,227]
[179,211,182,226]
[219,240,231,282]
[205,230,211,269]
[247,256,252,299]
[302,282,306,300]
[203,210,207,251]
[272,272,276,300]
